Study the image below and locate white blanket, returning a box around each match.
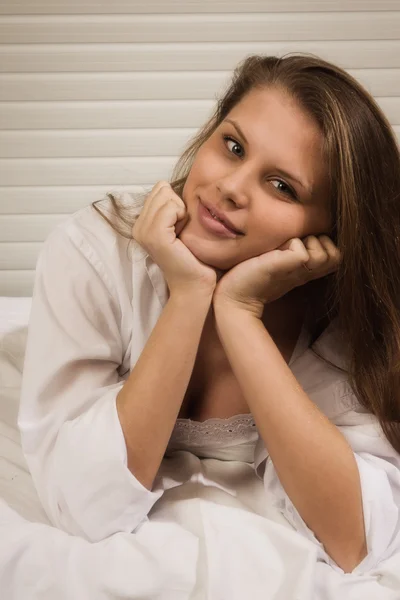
[1,298,400,599]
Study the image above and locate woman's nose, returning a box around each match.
[216,174,250,208]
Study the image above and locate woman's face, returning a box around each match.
[180,86,332,271]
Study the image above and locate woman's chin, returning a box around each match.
[179,230,234,271]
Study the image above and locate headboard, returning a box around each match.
[1,0,399,295]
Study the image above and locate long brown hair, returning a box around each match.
[93,54,400,453]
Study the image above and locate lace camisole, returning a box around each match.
[165,318,312,463]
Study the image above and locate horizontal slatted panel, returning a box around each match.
[1,98,399,131]
[0,158,176,186]
[375,98,400,123]
[0,72,231,101]
[7,113,400,186]
[0,129,195,158]
[1,69,399,101]
[0,242,41,270]
[0,101,213,129]
[0,186,149,214]
[0,215,68,242]
[375,96,400,126]
[2,41,400,72]
[1,3,399,296]
[1,126,399,159]
[1,12,399,43]
[0,270,35,296]
[0,1,398,14]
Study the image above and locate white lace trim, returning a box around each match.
[168,413,258,448]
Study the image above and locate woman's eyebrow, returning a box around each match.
[223,118,313,196]
[224,118,249,145]
[275,168,313,196]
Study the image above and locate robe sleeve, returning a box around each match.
[18,224,164,542]
[254,408,400,574]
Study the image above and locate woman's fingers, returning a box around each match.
[302,235,341,275]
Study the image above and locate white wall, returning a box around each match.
[0,0,399,295]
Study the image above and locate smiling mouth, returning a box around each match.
[206,207,240,234]
[198,202,242,239]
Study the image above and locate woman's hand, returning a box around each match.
[133,181,218,298]
[213,235,341,318]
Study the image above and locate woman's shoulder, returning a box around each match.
[310,317,349,371]
[45,191,139,268]
[290,316,359,420]
[37,191,144,304]
[63,191,132,244]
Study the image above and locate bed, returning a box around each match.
[1,296,400,600]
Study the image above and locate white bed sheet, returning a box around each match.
[1,297,400,599]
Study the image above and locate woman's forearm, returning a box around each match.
[214,303,367,573]
[117,289,212,491]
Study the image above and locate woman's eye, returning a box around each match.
[222,134,299,201]
[271,179,298,200]
[223,135,244,158]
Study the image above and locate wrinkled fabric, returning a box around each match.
[15,193,400,595]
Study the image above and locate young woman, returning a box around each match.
[19,54,400,578]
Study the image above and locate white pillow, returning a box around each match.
[0,297,32,331]
[0,297,50,524]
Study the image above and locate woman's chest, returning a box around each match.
[178,363,249,422]
[178,334,296,422]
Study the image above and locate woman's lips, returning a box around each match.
[197,202,240,239]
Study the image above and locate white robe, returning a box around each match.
[16,193,400,597]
